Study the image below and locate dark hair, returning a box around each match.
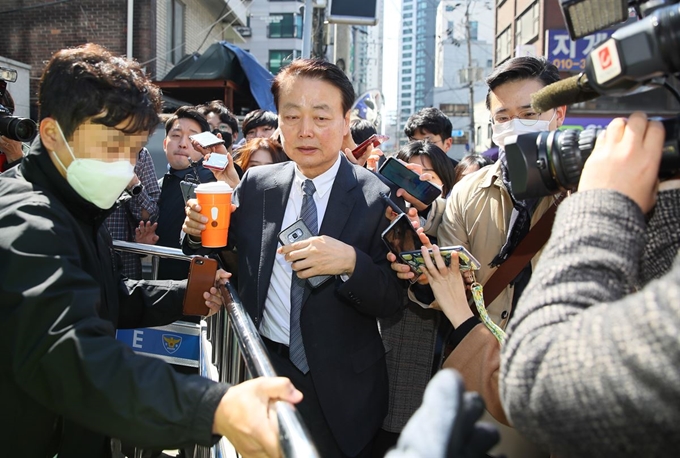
[1,89,15,114]
[235,137,288,171]
[198,100,238,134]
[164,105,210,135]
[396,140,457,197]
[454,154,492,183]
[350,119,377,145]
[241,109,278,137]
[271,59,356,116]
[39,43,161,140]
[404,107,453,140]
[485,56,560,110]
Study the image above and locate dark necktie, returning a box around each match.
[289,179,317,373]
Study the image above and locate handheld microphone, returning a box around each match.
[531,73,600,112]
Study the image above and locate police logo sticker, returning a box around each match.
[162,334,182,354]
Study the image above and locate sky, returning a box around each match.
[381,0,401,115]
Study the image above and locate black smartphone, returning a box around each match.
[351,134,389,159]
[381,213,423,283]
[277,219,332,289]
[400,246,481,275]
[179,180,198,204]
[378,157,443,206]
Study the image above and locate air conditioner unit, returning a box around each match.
[235,26,252,37]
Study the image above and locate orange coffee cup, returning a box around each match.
[195,182,233,248]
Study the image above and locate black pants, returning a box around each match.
[262,337,373,458]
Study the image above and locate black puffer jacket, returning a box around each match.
[0,141,228,457]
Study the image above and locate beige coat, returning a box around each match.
[434,161,558,328]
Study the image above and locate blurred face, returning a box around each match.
[50,118,147,177]
[408,155,443,187]
[163,117,205,170]
[461,163,481,179]
[245,124,276,140]
[248,148,274,168]
[278,76,349,178]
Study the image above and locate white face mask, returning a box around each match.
[491,110,556,148]
[52,122,135,209]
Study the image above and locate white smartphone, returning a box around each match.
[190,131,225,148]
[203,153,229,171]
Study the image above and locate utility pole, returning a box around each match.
[464,0,475,150]
[302,0,314,58]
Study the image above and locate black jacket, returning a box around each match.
[0,141,228,457]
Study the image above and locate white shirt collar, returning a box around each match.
[292,152,342,199]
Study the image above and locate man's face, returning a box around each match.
[409,128,452,153]
[163,117,205,170]
[489,78,565,131]
[63,119,147,166]
[277,76,350,178]
[206,112,233,137]
[245,124,276,141]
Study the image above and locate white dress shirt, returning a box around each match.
[259,153,343,345]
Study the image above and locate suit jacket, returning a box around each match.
[230,156,404,456]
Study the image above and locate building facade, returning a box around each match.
[395,0,439,146]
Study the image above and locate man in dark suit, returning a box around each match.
[183,59,403,458]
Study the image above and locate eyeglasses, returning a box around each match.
[491,109,547,126]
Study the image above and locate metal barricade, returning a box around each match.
[113,240,319,458]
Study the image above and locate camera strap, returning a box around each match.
[482,194,564,307]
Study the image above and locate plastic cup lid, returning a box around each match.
[195,181,233,194]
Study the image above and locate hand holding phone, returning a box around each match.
[278,219,332,288]
[183,257,218,316]
[351,134,389,159]
[381,213,424,282]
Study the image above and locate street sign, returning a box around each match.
[545,29,613,72]
[451,130,465,137]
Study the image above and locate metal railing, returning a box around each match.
[113,240,319,458]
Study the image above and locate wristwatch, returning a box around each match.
[127,182,143,196]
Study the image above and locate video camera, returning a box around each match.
[505,0,680,200]
[0,66,37,143]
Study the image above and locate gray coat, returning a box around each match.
[500,189,680,457]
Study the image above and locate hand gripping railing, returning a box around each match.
[112,240,319,458]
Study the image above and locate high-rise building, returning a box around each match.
[395,0,439,146]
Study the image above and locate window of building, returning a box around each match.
[404,3,413,10]
[404,12,413,18]
[402,68,411,74]
[404,36,413,42]
[439,103,469,117]
[403,93,412,98]
[415,82,424,90]
[402,84,412,90]
[516,2,539,45]
[401,100,411,106]
[268,13,302,38]
[404,44,413,50]
[403,52,412,58]
[167,0,185,65]
[404,21,413,27]
[402,76,412,82]
[470,21,478,41]
[447,21,454,37]
[403,60,412,67]
[415,74,425,82]
[496,26,512,63]
[268,50,294,74]
[404,28,413,35]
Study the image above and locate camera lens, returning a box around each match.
[0,113,38,142]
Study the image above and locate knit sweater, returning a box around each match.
[500,189,680,457]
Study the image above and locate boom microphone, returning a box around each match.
[531,73,600,112]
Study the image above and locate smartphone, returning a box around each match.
[190,131,225,148]
[352,134,389,159]
[400,246,481,275]
[183,257,218,316]
[203,153,229,171]
[381,213,423,282]
[277,219,332,289]
[378,157,443,206]
[180,180,198,204]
